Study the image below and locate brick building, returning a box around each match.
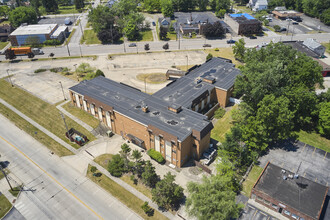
[224,13,262,35]
[251,162,328,220]
[69,58,240,167]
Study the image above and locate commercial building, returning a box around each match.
[224,13,262,35]
[251,162,328,220]
[272,10,303,19]
[69,58,240,167]
[9,24,68,46]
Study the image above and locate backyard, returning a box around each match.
[80,30,101,45]
[296,130,330,153]
[241,165,263,197]
[0,194,12,218]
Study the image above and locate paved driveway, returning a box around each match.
[259,141,330,187]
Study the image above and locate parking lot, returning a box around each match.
[268,14,330,35]
[38,15,77,27]
[259,141,330,187]
[240,204,278,220]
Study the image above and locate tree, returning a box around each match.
[162,42,169,51]
[97,28,121,44]
[144,43,150,51]
[88,6,116,34]
[141,202,154,216]
[151,172,184,210]
[120,143,131,155]
[0,6,10,19]
[42,0,58,12]
[38,6,47,16]
[108,154,125,177]
[320,8,330,25]
[131,149,142,162]
[186,175,243,220]
[318,102,330,138]
[232,38,246,61]
[74,0,85,10]
[159,26,168,40]
[144,0,161,12]
[141,161,159,187]
[95,69,105,77]
[202,21,225,38]
[124,20,139,41]
[160,0,174,17]
[215,9,226,18]
[9,7,38,28]
[196,0,208,11]
[273,25,281,32]
[210,0,231,11]
[206,53,213,61]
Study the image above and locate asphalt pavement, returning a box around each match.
[0,114,141,220]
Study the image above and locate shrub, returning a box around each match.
[90,166,97,173]
[214,48,219,51]
[147,149,165,164]
[141,201,154,216]
[274,25,281,32]
[34,68,47,73]
[108,154,125,177]
[44,39,62,46]
[50,67,64,73]
[214,107,226,119]
[206,53,213,61]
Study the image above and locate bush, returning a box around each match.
[214,107,226,119]
[206,53,213,61]
[108,154,125,177]
[274,25,281,32]
[44,39,62,46]
[141,201,154,216]
[90,166,97,173]
[147,149,165,164]
[214,48,219,51]
[95,69,105,77]
[34,68,47,73]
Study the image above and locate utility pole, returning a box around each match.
[74,64,78,81]
[0,165,13,191]
[60,112,70,140]
[59,81,66,100]
[6,69,13,87]
[79,44,83,57]
[66,43,71,56]
[79,20,84,40]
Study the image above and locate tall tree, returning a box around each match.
[74,0,85,10]
[232,38,246,61]
[42,0,58,12]
[108,154,125,177]
[144,0,161,12]
[0,6,10,19]
[318,102,330,138]
[202,21,225,38]
[196,0,208,11]
[186,175,243,220]
[141,161,159,187]
[31,0,41,17]
[88,5,116,33]
[151,172,184,210]
[9,7,38,28]
[160,0,174,17]
[97,28,121,44]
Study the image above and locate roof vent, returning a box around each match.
[203,77,216,84]
[167,120,178,125]
[135,105,141,109]
[142,105,149,113]
[168,105,182,113]
[288,174,293,179]
[153,111,160,116]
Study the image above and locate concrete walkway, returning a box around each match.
[248,199,289,220]
[0,173,22,204]
[0,98,78,154]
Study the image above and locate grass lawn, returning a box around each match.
[176,64,195,72]
[136,73,167,84]
[0,194,12,218]
[9,186,22,197]
[321,43,330,53]
[211,105,238,143]
[87,165,168,220]
[57,5,80,14]
[0,169,9,180]
[0,42,9,50]
[234,5,253,14]
[0,20,10,25]
[166,32,177,40]
[242,165,263,197]
[141,30,153,41]
[0,79,95,149]
[205,48,243,67]
[80,30,101,45]
[296,130,330,153]
[0,103,73,156]
[62,102,99,129]
[66,28,76,45]
[94,154,153,199]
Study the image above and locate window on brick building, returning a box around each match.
[256,196,263,201]
[272,204,278,209]
[291,214,299,219]
[264,200,270,205]
[283,210,290,216]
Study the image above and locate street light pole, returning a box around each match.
[186,55,188,71]
[59,81,66,100]
[6,69,13,87]
[74,64,78,81]
[60,112,70,141]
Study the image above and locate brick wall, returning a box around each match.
[215,87,232,107]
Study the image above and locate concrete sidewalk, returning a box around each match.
[0,98,77,154]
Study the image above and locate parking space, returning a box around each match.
[259,141,330,187]
[240,204,278,220]
[38,16,77,27]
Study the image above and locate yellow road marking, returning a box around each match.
[324,152,327,160]
[312,147,316,156]
[0,135,103,220]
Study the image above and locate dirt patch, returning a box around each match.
[136,73,167,84]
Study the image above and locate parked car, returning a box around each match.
[249,36,257,39]
[227,39,236,44]
[129,43,137,47]
[286,18,292,21]
[266,17,272,22]
[152,21,156,26]
[292,21,299,25]
[203,44,211,47]
[291,16,302,22]
[64,17,72,25]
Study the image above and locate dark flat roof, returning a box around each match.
[283,41,320,59]
[254,163,328,219]
[69,77,213,141]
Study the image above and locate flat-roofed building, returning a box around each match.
[251,162,328,220]
[272,10,303,19]
[224,13,262,35]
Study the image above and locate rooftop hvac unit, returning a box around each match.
[281,169,286,174]
[288,174,293,179]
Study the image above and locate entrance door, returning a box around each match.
[75,94,81,108]
[83,100,87,111]
[207,95,210,104]
[165,141,171,162]
[155,136,160,152]
[195,104,199,112]
[91,104,95,116]
[106,111,112,129]
[279,208,283,213]
[201,100,205,110]
[98,107,103,120]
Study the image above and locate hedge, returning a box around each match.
[147,149,165,164]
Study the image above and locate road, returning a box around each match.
[0,114,141,220]
[3,32,328,61]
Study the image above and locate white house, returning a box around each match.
[249,0,268,11]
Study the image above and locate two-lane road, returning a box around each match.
[0,114,141,220]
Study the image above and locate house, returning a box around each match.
[282,40,329,76]
[224,13,262,35]
[69,58,241,167]
[9,24,68,46]
[158,17,171,31]
[251,162,328,220]
[249,0,268,11]
[0,24,14,41]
